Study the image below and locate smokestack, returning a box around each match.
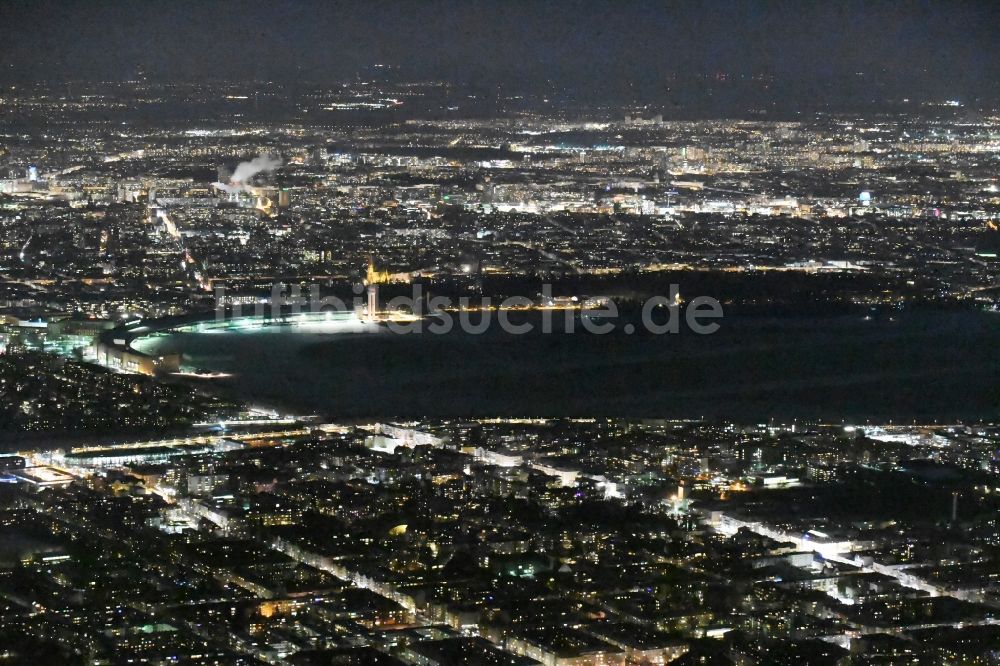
[951,492,959,523]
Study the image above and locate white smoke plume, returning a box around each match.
[231,154,281,183]
[213,154,281,193]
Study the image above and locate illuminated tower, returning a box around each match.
[364,258,387,322]
[367,283,378,323]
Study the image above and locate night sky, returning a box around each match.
[1,0,998,105]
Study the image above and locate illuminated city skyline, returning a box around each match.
[2,1,1000,663]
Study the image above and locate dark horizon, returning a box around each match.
[2,0,999,107]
